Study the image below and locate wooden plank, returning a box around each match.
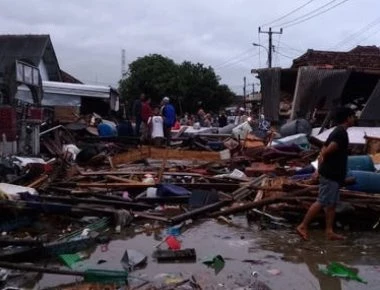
[79,170,202,177]
[112,146,221,165]
[77,182,153,189]
[27,174,49,188]
[54,106,79,123]
[105,175,143,184]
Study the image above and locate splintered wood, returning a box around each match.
[112,146,222,166]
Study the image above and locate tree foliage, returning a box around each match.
[119,54,235,113]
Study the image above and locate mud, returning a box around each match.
[19,217,380,289]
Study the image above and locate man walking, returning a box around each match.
[297,107,355,241]
[161,97,176,146]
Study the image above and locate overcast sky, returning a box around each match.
[0,0,379,93]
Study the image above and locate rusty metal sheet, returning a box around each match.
[360,80,380,124]
[257,68,281,122]
[290,67,350,120]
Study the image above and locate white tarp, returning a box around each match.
[0,183,38,200]
[313,127,380,145]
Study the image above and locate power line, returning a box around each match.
[281,0,350,29]
[277,51,295,60]
[274,0,340,27]
[216,52,260,70]
[281,42,305,54]
[261,0,317,27]
[355,28,380,46]
[258,32,262,67]
[214,48,254,68]
[330,16,380,50]
[280,47,302,57]
[274,34,282,66]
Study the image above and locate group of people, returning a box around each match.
[178,107,250,129]
[132,94,176,145]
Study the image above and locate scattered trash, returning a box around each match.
[120,249,147,271]
[154,248,196,263]
[83,269,128,284]
[319,262,367,284]
[165,236,181,250]
[202,255,225,275]
[267,269,281,276]
[0,268,9,282]
[166,225,182,236]
[59,252,87,269]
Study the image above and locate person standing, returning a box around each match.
[219,111,227,128]
[141,98,153,141]
[132,93,145,136]
[161,97,176,146]
[297,107,355,241]
[148,107,164,146]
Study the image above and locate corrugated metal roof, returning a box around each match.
[42,81,112,98]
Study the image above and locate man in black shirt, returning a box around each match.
[132,93,145,136]
[297,107,355,240]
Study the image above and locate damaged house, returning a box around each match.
[0,34,119,154]
[254,45,380,127]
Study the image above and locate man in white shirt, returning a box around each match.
[148,107,164,146]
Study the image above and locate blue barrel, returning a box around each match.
[347,170,380,193]
[347,155,375,172]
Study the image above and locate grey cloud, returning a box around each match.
[0,0,379,92]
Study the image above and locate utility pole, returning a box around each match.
[243,76,246,109]
[258,27,283,68]
[252,83,255,95]
[121,49,126,78]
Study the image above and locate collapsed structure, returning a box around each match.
[0,38,380,288]
[254,45,380,127]
[0,35,119,155]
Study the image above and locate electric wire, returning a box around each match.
[280,0,350,29]
[261,0,317,27]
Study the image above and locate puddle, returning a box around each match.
[9,217,380,289]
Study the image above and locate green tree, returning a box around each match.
[119,54,178,104]
[119,54,235,114]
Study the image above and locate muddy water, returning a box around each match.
[32,217,380,289]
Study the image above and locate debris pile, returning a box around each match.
[0,119,379,288]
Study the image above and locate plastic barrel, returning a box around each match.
[347,170,380,193]
[347,155,375,172]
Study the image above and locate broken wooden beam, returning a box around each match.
[40,195,153,210]
[133,212,171,223]
[27,174,49,188]
[209,196,312,217]
[0,262,86,276]
[169,200,230,224]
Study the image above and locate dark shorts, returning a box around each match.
[318,175,340,207]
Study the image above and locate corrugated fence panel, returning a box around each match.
[360,80,380,122]
[291,67,350,120]
[257,68,281,122]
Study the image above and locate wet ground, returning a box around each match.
[9,217,380,289]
